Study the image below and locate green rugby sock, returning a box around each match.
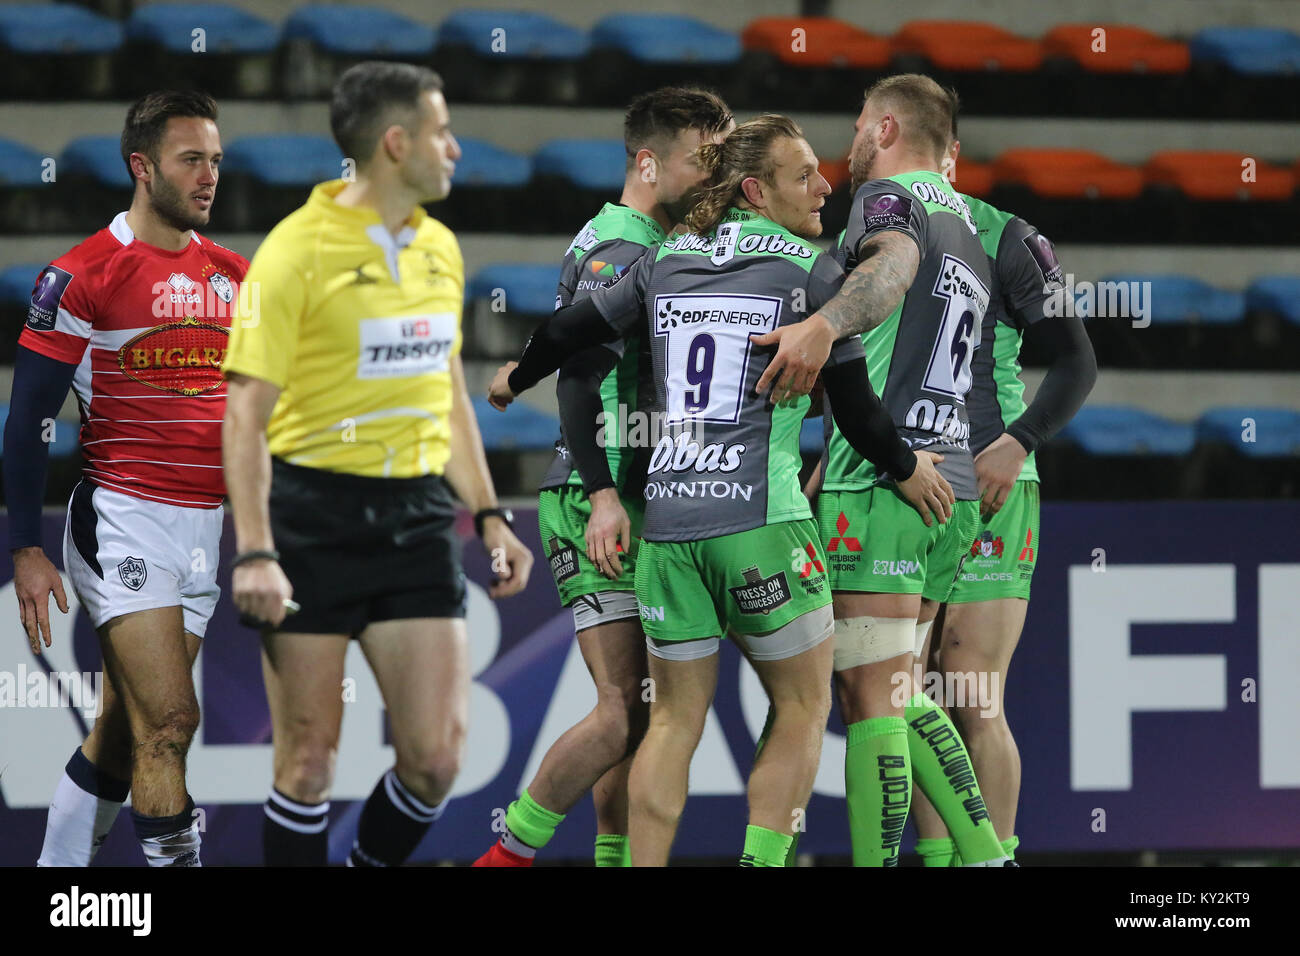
[739,825,792,867]
[1002,835,1019,860]
[594,833,628,867]
[755,704,804,867]
[915,836,955,867]
[503,789,565,850]
[844,717,910,867]
[905,693,1004,865]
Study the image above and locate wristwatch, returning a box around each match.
[474,507,514,538]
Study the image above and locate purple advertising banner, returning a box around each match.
[1,501,1297,864]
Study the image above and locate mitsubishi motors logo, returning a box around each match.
[799,542,824,579]
[828,512,861,552]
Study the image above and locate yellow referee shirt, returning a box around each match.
[224,180,463,477]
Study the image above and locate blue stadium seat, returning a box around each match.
[454,138,532,188]
[0,405,80,458]
[534,140,626,191]
[0,3,123,54]
[60,137,130,188]
[0,139,47,187]
[799,418,826,454]
[1059,406,1196,455]
[1246,275,1300,325]
[224,135,344,186]
[1190,27,1300,75]
[1096,274,1245,325]
[468,264,561,317]
[472,396,559,451]
[591,14,742,64]
[439,10,588,60]
[128,3,279,54]
[0,263,44,305]
[284,4,436,56]
[1197,407,1300,458]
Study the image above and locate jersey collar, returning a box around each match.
[312,180,427,282]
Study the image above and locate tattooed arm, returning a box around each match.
[753,232,920,402]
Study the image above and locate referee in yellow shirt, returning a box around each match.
[222,62,533,867]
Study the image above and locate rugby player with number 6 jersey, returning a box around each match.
[909,129,1097,868]
[758,75,1011,866]
[489,115,955,866]
[5,92,246,866]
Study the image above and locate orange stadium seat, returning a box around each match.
[818,156,851,193]
[1043,24,1191,73]
[893,21,1043,72]
[1144,151,1295,201]
[741,17,891,68]
[993,148,1144,199]
[950,159,994,198]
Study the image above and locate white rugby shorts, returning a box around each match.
[63,481,223,637]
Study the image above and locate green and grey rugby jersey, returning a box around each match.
[538,203,665,491]
[590,207,864,543]
[960,194,1065,485]
[824,170,992,500]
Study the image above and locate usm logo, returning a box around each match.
[401,318,431,338]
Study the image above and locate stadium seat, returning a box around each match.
[534,140,626,192]
[60,137,130,188]
[818,157,850,194]
[992,149,1144,199]
[0,3,123,54]
[1246,276,1300,325]
[1196,407,1300,457]
[952,160,994,198]
[454,139,532,188]
[1096,275,1245,325]
[0,139,46,186]
[892,21,1043,72]
[468,264,561,317]
[592,14,742,65]
[1144,151,1295,201]
[127,3,279,54]
[0,262,42,304]
[1058,406,1195,456]
[471,396,559,452]
[1190,27,1300,75]
[223,135,343,186]
[1043,24,1190,74]
[741,17,891,69]
[799,418,826,454]
[283,4,436,56]
[439,10,587,60]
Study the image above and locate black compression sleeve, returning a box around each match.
[1006,313,1098,454]
[556,346,620,494]
[507,297,621,395]
[4,346,78,551]
[821,360,918,481]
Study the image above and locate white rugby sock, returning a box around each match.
[37,748,129,867]
[132,796,202,867]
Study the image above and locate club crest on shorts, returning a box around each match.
[208,271,234,303]
[117,556,147,591]
[729,565,791,615]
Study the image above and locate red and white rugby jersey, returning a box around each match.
[18,212,248,508]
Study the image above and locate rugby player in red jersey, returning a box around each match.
[4,91,246,866]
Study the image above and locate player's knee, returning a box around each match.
[134,704,200,761]
[593,680,649,753]
[277,747,338,803]
[401,727,467,798]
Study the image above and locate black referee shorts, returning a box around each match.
[268,457,467,635]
